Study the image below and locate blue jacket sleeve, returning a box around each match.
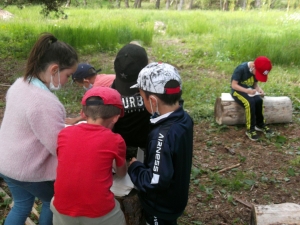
[128,137,174,193]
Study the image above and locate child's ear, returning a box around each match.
[149,95,158,107]
[107,114,120,130]
[49,64,59,75]
[80,109,87,120]
[111,114,120,124]
[83,78,90,85]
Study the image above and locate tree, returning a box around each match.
[178,0,184,9]
[2,0,66,17]
[156,0,161,8]
[65,0,84,7]
[133,0,142,8]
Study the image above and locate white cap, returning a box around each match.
[130,62,182,94]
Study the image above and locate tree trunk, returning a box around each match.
[125,0,129,8]
[83,0,87,6]
[134,0,141,8]
[251,203,300,225]
[65,0,71,7]
[116,0,121,8]
[255,0,260,7]
[223,0,228,10]
[116,189,146,225]
[177,0,184,10]
[188,0,194,9]
[214,93,292,125]
[166,0,170,9]
[156,0,161,8]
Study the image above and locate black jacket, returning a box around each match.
[128,106,194,220]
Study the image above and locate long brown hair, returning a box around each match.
[24,33,78,81]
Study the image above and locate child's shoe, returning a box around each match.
[246,130,259,141]
[255,125,274,135]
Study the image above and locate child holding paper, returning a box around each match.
[231,56,274,141]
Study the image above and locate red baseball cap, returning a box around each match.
[254,56,272,82]
[81,87,124,117]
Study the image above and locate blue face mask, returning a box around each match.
[83,83,93,91]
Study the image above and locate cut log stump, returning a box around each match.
[214,93,293,125]
[116,189,145,225]
[251,203,300,225]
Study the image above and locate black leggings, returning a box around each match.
[232,91,265,131]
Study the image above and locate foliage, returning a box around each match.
[1,0,66,17]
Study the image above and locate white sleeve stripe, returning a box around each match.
[150,173,160,184]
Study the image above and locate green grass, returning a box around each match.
[1,7,300,225]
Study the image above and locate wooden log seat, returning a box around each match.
[214,93,292,125]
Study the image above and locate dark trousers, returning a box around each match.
[232,91,265,131]
[144,210,177,225]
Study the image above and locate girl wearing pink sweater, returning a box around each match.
[0,33,78,225]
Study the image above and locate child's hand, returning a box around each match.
[247,89,256,95]
[257,89,265,96]
[129,157,137,166]
[65,117,79,125]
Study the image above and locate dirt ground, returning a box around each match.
[0,59,300,225]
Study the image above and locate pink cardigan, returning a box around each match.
[0,78,65,181]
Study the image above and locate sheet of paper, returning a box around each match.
[136,147,144,163]
[248,91,261,97]
[111,173,134,197]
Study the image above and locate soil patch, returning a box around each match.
[0,58,300,225]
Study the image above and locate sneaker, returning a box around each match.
[246,130,259,141]
[255,125,274,135]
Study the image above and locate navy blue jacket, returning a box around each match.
[128,106,194,220]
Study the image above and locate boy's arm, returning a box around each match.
[253,82,264,95]
[65,115,84,125]
[231,80,256,95]
[115,162,127,178]
[114,135,127,178]
[128,139,173,192]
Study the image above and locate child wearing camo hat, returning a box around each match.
[128,62,194,225]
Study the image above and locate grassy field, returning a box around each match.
[1,7,300,120]
[1,6,300,225]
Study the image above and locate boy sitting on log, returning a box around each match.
[231,56,274,141]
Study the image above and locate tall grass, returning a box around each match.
[0,6,154,58]
[1,7,300,120]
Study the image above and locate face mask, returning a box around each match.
[49,70,61,91]
[83,83,93,91]
[149,97,160,119]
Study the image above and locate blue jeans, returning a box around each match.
[0,173,54,225]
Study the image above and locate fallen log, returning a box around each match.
[214,93,293,125]
[250,203,300,225]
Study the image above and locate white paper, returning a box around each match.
[111,173,134,197]
[111,148,145,197]
[248,91,261,97]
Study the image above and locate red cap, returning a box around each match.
[254,56,272,82]
[81,87,124,117]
